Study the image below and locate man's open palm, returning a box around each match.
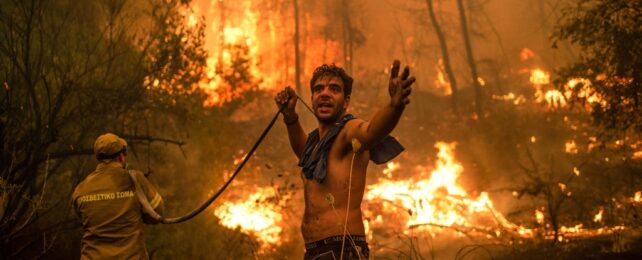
[389,60,416,107]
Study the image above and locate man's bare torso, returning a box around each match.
[300,120,370,243]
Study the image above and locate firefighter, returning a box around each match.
[73,133,163,259]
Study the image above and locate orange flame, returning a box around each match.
[535,209,545,224]
[565,140,578,154]
[544,90,567,108]
[529,69,550,86]
[383,162,400,178]
[214,187,284,251]
[434,59,452,95]
[214,141,633,252]
[593,208,604,223]
[492,92,526,105]
[520,48,535,61]
[364,142,533,238]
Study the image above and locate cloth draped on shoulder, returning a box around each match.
[298,114,404,183]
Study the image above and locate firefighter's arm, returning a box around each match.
[135,171,164,224]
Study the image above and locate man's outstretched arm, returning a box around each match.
[275,86,308,159]
[347,60,415,149]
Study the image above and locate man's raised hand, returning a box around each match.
[388,60,416,107]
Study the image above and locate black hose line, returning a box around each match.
[158,105,286,224]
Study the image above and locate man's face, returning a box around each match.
[311,75,349,124]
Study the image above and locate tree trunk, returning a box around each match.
[217,0,225,67]
[425,0,459,114]
[340,0,353,74]
[293,0,302,94]
[456,0,483,117]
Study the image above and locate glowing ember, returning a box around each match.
[520,48,535,61]
[477,77,486,87]
[529,69,550,85]
[535,209,545,224]
[563,78,607,108]
[214,187,284,249]
[383,162,400,178]
[565,140,578,154]
[492,92,526,105]
[566,78,591,89]
[544,90,567,108]
[573,167,581,176]
[633,191,642,203]
[593,208,604,223]
[588,137,598,152]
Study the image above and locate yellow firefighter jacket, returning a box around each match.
[73,161,163,260]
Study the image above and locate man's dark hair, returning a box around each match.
[310,64,353,96]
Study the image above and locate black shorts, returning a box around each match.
[304,235,369,260]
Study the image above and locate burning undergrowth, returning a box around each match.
[211,136,640,258]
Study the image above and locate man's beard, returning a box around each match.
[316,105,345,125]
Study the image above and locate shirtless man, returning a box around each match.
[275,60,415,259]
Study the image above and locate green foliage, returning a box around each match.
[552,0,642,137]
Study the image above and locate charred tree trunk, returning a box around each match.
[293,0,302,94]
[425,0,459,114]
[456,0,483,117]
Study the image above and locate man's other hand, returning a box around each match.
[388,60,416,108]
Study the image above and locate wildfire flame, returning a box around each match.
[529,69,550,86]
[213,141,633,254]
[383,162,400,178]
[364,142,533,239]
[434,59,452,95]
[190,0,347,107]
[525,66,606,110]
[492,92,527,105]
[207,44,633,253]
[544,90,567,108]
[213,187,284,251]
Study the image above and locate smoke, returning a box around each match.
[138,0,637,258]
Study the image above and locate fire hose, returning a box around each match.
[132,94,312,224]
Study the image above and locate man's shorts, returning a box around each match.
[304,235,369,260]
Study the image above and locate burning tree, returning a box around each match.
[0,0,206,257]
[552,0,642,139]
